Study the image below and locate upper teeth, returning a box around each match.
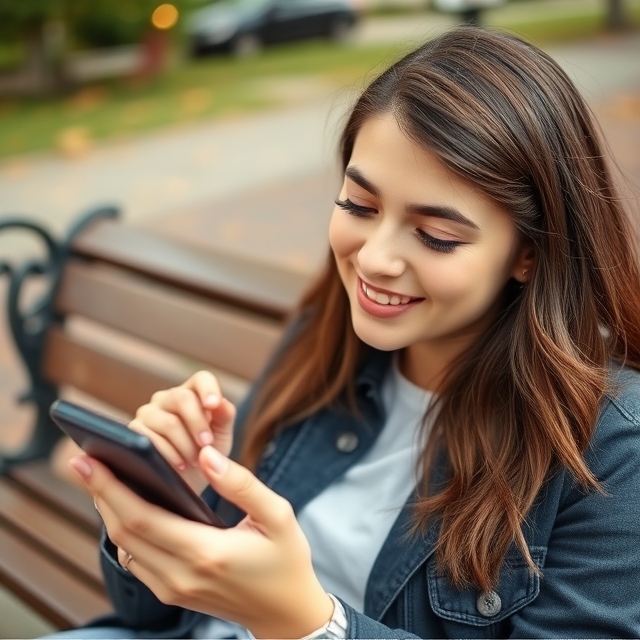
[362,283,411,306]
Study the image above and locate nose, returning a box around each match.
[357,224,406,279]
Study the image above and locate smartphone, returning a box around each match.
[50,399,226,527]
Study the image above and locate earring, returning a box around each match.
[522,269,528,277]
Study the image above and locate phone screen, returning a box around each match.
[50,400,226,527]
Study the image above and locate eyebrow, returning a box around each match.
[345,165,480,231]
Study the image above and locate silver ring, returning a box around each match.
[122,552,134,572]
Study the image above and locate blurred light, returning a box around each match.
[152,4,179,30]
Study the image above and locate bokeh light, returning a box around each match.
[151,4,179,30]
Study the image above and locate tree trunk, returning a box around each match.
[460,8,482,25]
[606,0,628,30]
[23,21,67,95]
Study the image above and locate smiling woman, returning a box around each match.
[51,26,640,640]
[329,115,527,380]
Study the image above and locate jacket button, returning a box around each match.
[336,432,359,453]
[476,590,502,617]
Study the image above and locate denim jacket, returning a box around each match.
[97,349,640,638]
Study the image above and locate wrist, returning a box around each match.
[301,594,348,639]
[250,589,334,639]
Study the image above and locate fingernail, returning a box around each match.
[202,446,228,475]
[70,456,93,479]
[198,431,214,446]
[177,461,187,472]
[204,394,219,408]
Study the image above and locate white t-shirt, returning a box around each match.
[194,358,433,636]
[297,357,433,612]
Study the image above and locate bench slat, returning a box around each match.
[0,480,103,587]
[0,526,110,629]
[44,327,186,417]
[72,219,308,320]
[56,260,282,381]
[8,460,102,534]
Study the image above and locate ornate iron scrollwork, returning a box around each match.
[0,205,119,473]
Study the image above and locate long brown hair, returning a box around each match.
[240,27,640,590]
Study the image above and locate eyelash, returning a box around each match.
[335,198,462,254]
[334,197,374,217]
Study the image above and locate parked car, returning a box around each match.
[186,0,360,57]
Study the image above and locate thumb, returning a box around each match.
[199,446,288,530]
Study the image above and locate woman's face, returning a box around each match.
[329,113,530,387]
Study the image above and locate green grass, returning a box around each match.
[0,3,638,159]
[0,40,403,159]
[493,5,640,43]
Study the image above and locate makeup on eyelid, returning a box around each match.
[335,198,464,253]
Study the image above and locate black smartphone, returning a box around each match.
[50,399,226,527]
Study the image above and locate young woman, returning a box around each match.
[63,26,640,639]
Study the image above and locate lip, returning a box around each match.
[356,277,423,319]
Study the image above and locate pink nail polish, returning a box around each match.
[204,394,220,407]
[202,446,228,474]
[70,456,93,479]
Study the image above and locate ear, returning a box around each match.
[511,242,535,284]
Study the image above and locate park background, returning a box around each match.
[0,0,639,635]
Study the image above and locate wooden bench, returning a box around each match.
[0,207,309,631]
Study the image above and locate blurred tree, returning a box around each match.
[606,0,629,29]
[0,0,66,92]
[0,0,192,94]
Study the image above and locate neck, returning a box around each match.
[399,337,475,393]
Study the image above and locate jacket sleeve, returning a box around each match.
[341,599,422,639]
[98,531,185,632]
[508,395,640,638]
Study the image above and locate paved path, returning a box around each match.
[0,19,638,265]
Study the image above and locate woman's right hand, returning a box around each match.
[129,371,236,495]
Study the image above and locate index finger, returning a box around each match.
[182,370,222,409]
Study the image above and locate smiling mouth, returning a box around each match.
[360,279,420,306]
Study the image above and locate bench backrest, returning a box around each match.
[0,214,313,632]
[46,219,310,413]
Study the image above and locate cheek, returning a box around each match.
[329,209,361,260]
[418,249,513,308]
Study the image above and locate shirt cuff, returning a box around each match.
[301,594,348,639]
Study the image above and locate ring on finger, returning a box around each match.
[122,551,134,572]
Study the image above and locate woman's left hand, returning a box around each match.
[70,447,333,640]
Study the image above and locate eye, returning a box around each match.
[416,229,462,254]
[335,198,376,217]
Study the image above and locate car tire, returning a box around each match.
[327,17,354,42]
[231,33,262,57]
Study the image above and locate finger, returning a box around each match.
[199,446,293,533]
[117,547,135,572]
[131,409,199,469]
[184,372,236,453]
[207,397,236,458]
[69,455,216,554]
[186,370,223,410]
[152,387,213,447]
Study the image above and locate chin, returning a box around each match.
[351,322,407,352]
